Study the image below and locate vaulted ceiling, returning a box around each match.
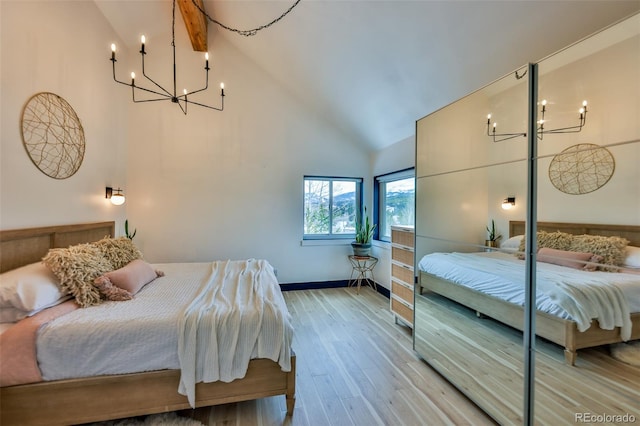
[95,0,640,151]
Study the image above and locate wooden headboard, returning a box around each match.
[0,222,115,273]
[509,221,640,247]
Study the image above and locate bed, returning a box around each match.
[0,222,296,426]
[418,221,640,366]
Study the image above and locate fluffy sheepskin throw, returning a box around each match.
[93,276,133,301]
[43,237,145,307]
[94,237,143,269]
[569,234,629,271]
[42,243,113,307]
[518,231,573,253]
[517,231,629,271]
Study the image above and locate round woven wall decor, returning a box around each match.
[548,143,615,195]
[20,92,85,179]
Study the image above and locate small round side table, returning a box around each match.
[348,255,378,294]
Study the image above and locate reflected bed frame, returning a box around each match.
[419,221,640,365]
[0,222,296,426]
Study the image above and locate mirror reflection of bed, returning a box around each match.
[414,221,640,425]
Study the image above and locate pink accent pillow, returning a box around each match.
[93,276,132,301]
[101,259,163,295]
[537,248,603,271]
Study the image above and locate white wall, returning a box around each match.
[0,1,371,285]
[1,1,128,231]
[370,135,415,290]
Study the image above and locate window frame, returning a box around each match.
[373,168,415,242]
[303,175,363,240]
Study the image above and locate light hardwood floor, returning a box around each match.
[182,287,494,426]
[414,292,640,426]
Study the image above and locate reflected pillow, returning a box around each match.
[623,245,640,268]
[537,248,603,271]
[501,235,523,251]
[568,234,629,270]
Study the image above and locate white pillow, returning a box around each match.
[500,235,524,250]
[623,245,640,268]
[0,262,67,312]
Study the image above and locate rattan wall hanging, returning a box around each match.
[20,92,85,179]
[548,143,615,195]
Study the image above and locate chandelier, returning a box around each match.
[109,0,301,115]
[486,99,588,143]
[110,0,223,115]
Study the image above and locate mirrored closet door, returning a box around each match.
[414,12,639,425]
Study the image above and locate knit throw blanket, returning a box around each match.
[177,259,293,407]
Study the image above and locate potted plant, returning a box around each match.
[125,219,137,240]
[352,207,376,257]
[485,219,502,247]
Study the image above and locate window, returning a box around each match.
[304,176,362,239]
[374,168,415,242]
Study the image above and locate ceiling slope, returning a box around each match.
[96,0,640,151]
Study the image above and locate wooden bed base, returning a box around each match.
[419,221,640,366]
[0,222,296,425]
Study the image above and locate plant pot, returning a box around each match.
[485,240,498,248]
[351,242,372,257]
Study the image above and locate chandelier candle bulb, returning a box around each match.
[131,72,135,85]
[108,0,240,114]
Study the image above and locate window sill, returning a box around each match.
[300,239,352,247]
[373,240,391,250]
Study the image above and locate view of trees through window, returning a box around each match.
[304,177,360,238]
[378,173,414,241]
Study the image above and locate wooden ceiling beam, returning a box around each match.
[176,0,208,52]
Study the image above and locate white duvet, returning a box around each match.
[419,252,640,340]
[36,260,293,405]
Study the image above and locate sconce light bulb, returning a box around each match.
[493,122,497,128]
[131,72,136,79]
[487,114,491,120]
[579,107,585,114]
[111,195,125,206]
[582,100,588,106]
[205,52,209,60]
[184,89,187,95]
[541,99,547,106]
[501,197,515,210]
[141,35,146,44]
[111,43,116,52]
[220,82,225,89]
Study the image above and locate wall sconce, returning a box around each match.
[105,187,125,206]
[501,197,516,210]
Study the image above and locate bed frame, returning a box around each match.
[0,222,296,425]
[419,221,640,366]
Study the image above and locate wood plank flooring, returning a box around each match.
[183,287,494,425]
[414,292,640,426]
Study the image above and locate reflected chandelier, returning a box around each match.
[486,99,588,143]
[110,0,301,114]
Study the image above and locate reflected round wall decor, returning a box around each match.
[20,92,85,179]
[548,143,615,195]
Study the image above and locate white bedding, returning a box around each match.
[419,252,640,339]
[36,260,293,400]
